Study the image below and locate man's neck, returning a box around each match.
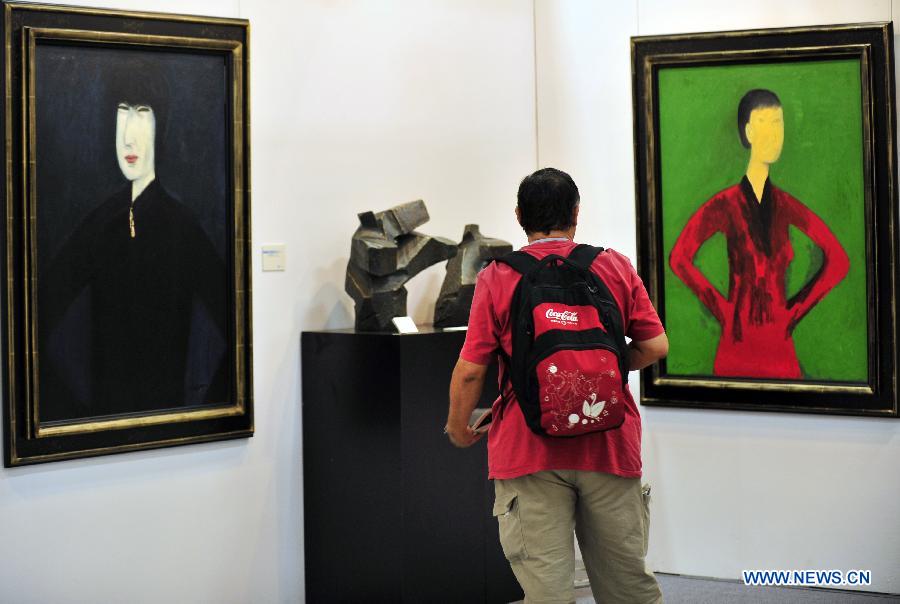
[527,229,574,243]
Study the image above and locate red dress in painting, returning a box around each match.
[669,177,849,379]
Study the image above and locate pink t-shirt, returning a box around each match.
[460,240,664,480]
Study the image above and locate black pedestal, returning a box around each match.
[301,329,523,603]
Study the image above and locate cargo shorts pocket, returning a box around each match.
[493,491,528,562]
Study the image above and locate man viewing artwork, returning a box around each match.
[446,168,668,603]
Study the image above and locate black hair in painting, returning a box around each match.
[106,57,171,145]
[737,89,782,148]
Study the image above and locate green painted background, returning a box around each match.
[658,59,867,382]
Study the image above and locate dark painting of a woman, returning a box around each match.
[36,57,230,421]
[668,90,850,379]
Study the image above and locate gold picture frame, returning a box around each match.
[3,2,253,465]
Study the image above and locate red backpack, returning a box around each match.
[494,244,628,436]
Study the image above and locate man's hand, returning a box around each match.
[446,424,485,448]
[446,358,489,448]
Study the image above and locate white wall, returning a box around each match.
[535,0,900,594]
[0,1,536,602]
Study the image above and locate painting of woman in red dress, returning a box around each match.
[669,89,850,379]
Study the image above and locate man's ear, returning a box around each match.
[515,206,522,226]
[744,122,754,147]
[572,205,580,227]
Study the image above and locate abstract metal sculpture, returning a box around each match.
[345,200,457,332]
[433,224,512,328]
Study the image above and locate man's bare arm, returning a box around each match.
[446,358,489,448]
[627,332,669,371]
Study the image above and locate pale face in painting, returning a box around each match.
[115,102,156,181]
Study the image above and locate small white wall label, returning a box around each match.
[261,244,287,271]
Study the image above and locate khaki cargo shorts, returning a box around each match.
[494,470,662,604]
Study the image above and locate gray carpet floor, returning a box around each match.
[567,573,900,603]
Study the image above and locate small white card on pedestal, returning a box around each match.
[392,316,419,334]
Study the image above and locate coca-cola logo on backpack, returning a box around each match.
[533,303,603,336]
[547,308,578,324]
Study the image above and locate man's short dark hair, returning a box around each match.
[737,89,781,148]
[517,168,580,234]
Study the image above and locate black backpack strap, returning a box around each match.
[492,250,538,419]
[566,244,605,270]
[495,348,513,420]
[567,244,630,387]
[494,250,540,275]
